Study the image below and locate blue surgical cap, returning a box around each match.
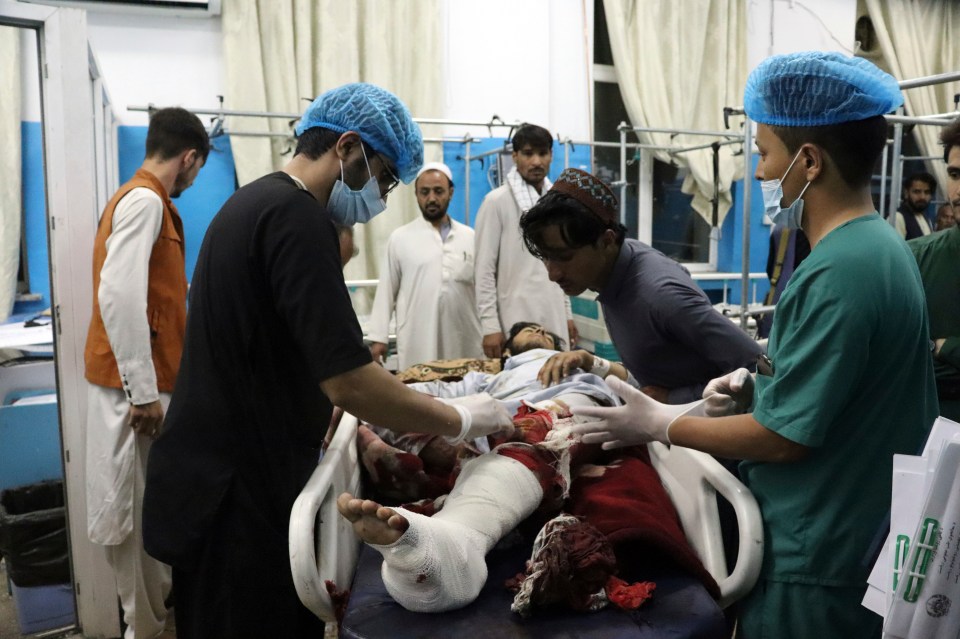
[744,51,903,127]
[295,83,424,183]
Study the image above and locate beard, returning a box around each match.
[421,204,447,222]
[170,174,189,199]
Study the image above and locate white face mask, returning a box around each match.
[327,145,387,226]
[761,149,812,229]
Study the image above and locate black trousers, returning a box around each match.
[172,478,325,639]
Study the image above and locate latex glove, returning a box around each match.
[569,376,697,449]
[701,368,754,417]
[439,392,515,444]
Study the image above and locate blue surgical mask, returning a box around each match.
[761,150,812,230]
[327,145,387,225]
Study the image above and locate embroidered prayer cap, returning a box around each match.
[744,51,903,127]
[550,168,619,224]
[416,161,453,183]
[295,83,424,183]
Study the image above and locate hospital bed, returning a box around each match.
[290,410,763,637]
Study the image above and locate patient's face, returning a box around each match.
[510,325,556,353]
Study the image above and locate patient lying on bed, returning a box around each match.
[356,323,627,501]
[338,324,718,615]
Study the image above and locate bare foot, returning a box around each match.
[336,492,409,545]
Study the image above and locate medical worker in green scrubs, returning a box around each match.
[569,52,939,638]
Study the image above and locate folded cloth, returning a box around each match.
[395,358,501,383]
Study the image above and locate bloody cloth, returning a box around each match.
[567,450,721,599]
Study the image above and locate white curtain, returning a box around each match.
[603,0,747,227]
[0,27,21,322]
[861,0,960,199]
[222,0,443,302]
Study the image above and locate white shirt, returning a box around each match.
[369,216,483,369]
[98,187,163,404]
[894,210,932,239]
[473,185,571,343]
[86,186,165,546]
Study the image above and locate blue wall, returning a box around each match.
[16,127,768,318]
[442,139,592,226]
[716,154,771,305]
[18,122,49,317]
[117,126,237,283]
[15,124,236,318]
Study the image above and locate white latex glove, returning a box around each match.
[568,376,698,449]
[701,368,754,417]
[439,392,515,444]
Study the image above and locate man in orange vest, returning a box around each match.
[83,107,208,639]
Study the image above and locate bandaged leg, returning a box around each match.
[338,454,542,612]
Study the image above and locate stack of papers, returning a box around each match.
[863,417,960,638]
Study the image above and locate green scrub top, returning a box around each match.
[909,225,960,421]
[744,213,938,587]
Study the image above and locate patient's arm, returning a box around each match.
[537,349,630,387]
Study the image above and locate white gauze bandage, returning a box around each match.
[370,454,543,612]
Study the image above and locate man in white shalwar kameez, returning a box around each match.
[83,108,208,639]
[474,123,576,359]
[369,162,482,369]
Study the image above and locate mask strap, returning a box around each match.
[338,159,345,181]
[359,143,373,181]
[794,178,812,202]
[780,149,804,182]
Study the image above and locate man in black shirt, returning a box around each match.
[142,83,513,638]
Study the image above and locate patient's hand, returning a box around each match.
[538,350,592,387]
[357,424,429,501]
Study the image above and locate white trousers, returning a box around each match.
[86,384,171,639]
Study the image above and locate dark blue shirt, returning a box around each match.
[597,239,761,403]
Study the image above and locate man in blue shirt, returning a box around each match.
[519,167,761,404]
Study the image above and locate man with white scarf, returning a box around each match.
[474,123,576,359]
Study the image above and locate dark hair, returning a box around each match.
[520,191,627,260]
[503,322,565,354]
[903,171,936,193]
[770,115,888,188]
[294,127,341,160]
[145,107,210,162]
[942,117,960,163]
[511,123,553,154]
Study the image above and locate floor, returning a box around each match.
[2,558,339,638]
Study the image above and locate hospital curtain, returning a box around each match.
[221,0,443,304]
[602,0,747,227]
[0,27,21,322]
[860,0,960,198]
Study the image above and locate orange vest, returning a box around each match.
[84,169,188,394]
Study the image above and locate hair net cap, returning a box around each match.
[295,83,424,183]
[744,51,903,127]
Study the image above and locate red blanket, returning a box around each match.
[567,449,721,599]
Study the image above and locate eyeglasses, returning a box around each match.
[377,155,401,196]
